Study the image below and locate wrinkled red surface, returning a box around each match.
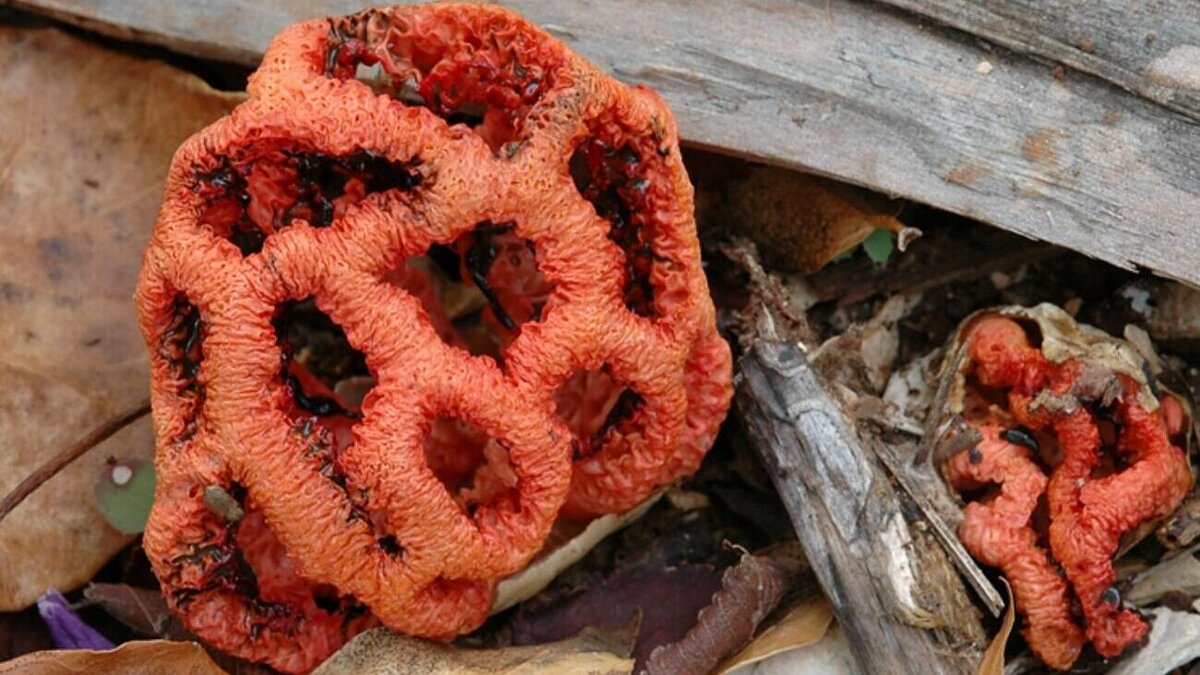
[947,316,1191,668]
[946,426,1083,669]
[136,5,732,672]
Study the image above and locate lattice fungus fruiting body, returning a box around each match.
[135,6,732,672]
[946,315,1191,670]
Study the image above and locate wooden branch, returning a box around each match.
[871,439,1004,617]
[5,0,1200,288]
[877,0,1200,122]
[736,340,978,675]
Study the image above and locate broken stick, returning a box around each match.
[736,339,979,674]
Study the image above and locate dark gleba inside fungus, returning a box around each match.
[940,308,1193,669]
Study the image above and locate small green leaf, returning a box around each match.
[862,229,895,264]
[94,460,156,534]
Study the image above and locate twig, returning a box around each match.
[915,341,969,466]
[737,336,980,674]
[0,398,151,524]
[718,237,813,349]
[873,439,1004,617]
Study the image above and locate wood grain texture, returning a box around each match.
[6,0,1200,286]
[878,0,1200,121]
[737,341,978,675]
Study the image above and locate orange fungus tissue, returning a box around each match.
[135,5,732,672]
[946,315,1191,669]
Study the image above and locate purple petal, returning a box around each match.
[36,588,115,650]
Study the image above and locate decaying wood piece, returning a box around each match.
[6,0,1200,288]
[1125,545,1200,607]
[1109,608,1200,675]
[736,336,981,674]
[877,0,1200,122]
[871,439,1004,617]
[1161,494,1200,550]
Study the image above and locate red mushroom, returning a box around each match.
[137,5,732,672]
[944,314,1192,668]
[946,425,1085,669]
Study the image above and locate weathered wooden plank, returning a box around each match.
[737,339,980,674]
[879,0,1200,121]
[6,0,1200,288]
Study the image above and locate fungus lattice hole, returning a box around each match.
[158,295,205,442]
[326,9,559,156]
[1032,492,1052,546]
[376,535,404,558]
[570,134,670,318]
[423,417,518,517]
[391,221,553,362]
[273,298,372,443]
[554,368,644,461]
[1089,419,1131,480]
[194,149,421,255]
[962,380,1009,417]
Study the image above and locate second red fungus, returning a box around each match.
[945,314,1192,669]
[946,425,1084,669]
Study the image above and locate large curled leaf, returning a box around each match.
[0,26,242,609]
[0,640,223,675]
[644,553,793,675]
[690,156,915,274]
[314,626,636,675]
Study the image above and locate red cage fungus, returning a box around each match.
[135,5,732,672]
[946,315,1191,669]
[946,425,1085,669]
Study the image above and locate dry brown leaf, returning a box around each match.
[0,26,242,609]
[644,553,793,675]
[859,294,922,392]
[313,627,635,675]
[735,622,855,675]
[977,579,1015,675]
[0,640,224,675]
[83,583,188,639]
[715,594,834,674]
